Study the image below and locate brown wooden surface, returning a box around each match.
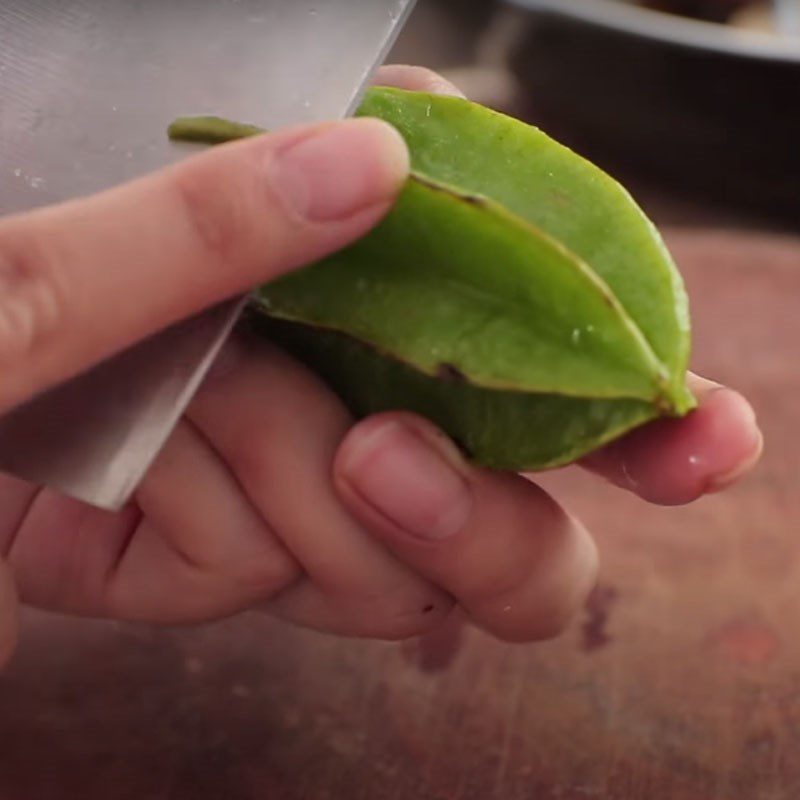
[0,228,798,799]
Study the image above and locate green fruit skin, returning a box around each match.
[247,310,657,471]
[169,88,696,471]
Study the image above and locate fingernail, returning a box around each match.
[706,390,764,493]
[341,421,472,541]
[267,119,409,223]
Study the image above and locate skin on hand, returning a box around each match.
[0,117,409,413]
[581,375,763,505]
[0,108,410,663]
[0,66,763,669]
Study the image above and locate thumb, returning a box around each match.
[0,118,409,412]
[0,559,18,669]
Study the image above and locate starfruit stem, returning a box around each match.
[168,116,265,145]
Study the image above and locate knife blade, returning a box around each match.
[0,0,417,510]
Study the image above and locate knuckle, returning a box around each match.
[172,164,252,266]
[0,232,66,369]
[226,431,281,495]
[216,381,347,492]
[209,534,300,601]
[227,549,299,600]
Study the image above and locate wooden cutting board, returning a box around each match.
[1,229,798,800]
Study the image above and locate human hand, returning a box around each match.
[0,94,410,665]
[0,67,762,670]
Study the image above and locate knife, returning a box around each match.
[0,0,417,510]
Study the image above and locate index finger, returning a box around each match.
[0,118,407,413]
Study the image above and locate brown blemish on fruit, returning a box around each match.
[436,362,468,383]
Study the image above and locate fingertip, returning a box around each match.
[265,117,409,225]
[584,385,763,506]
[363,117,412,194]
[704,391,764,494]
[482,509,599,644]
[374,64,466,98]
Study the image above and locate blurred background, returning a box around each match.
[391,0,799,231]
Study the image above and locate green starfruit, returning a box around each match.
[168,87,695,471]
